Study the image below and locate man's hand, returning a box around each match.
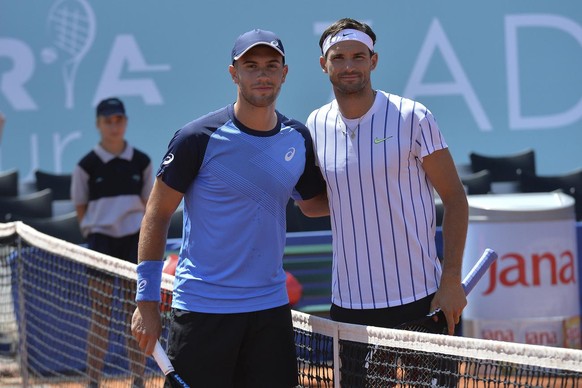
[430,275,466,335]
[131,301,162,356]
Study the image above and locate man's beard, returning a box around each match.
[332,72,369,95]
[240,84,280,108]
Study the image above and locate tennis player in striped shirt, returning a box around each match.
[306,18,469,381]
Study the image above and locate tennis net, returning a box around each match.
[1,221,581,387]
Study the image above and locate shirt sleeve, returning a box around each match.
[292,125,326,201]
[156,124,210,194]
[70,164,89,206]
[416,104,448,160]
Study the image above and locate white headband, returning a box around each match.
[322,29,374,56]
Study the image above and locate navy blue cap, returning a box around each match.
[96,97,126,117]
[231,29,285,62]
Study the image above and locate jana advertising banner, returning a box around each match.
[463,193,579,348]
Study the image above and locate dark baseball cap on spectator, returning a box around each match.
[96,98,126,117]
[231,29,285,63]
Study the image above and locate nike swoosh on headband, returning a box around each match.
[322,29,374,56]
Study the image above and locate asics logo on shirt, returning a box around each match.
[285,147,296,161]
[374,136,393,144]
[163,153,175,165]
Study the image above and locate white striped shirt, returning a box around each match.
[306,91,447,309]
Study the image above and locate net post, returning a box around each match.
[16,232,29,387]
[333,323,340,388]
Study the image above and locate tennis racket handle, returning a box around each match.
[462,248,498,295]
[153,340,175,375]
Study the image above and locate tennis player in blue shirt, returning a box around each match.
[131,29,327,387]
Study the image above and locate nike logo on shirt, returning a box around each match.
[374,136,393,144]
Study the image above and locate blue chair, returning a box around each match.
[0,169,18,197]
[461,169,492,195]
[0,188,53,221]
[35,170,72,201]
[22,211,85,244]
[518,168,582,221]
[470,149,536,182]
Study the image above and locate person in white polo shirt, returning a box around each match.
[306,17,469,386]
[71,97,153,388]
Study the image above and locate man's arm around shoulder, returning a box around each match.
[296,191,329,218]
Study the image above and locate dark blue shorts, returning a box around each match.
[166,304,299,388]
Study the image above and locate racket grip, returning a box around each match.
[153,340,174,375]
[462,248,498,295]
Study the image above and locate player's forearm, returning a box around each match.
[440,198,468,281]
[297,191,330,217]
[138,212,171,263]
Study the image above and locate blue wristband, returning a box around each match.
[136,261,164,302]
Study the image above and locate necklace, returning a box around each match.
[338,90,377,139]
[340,116,363,139]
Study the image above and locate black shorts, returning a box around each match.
[86,232,139,279]
[330,294,434,328]
[166,304,299,388]
[330,294,461,387]
[87,232,139,263]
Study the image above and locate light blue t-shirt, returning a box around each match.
[157,104,324,313]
